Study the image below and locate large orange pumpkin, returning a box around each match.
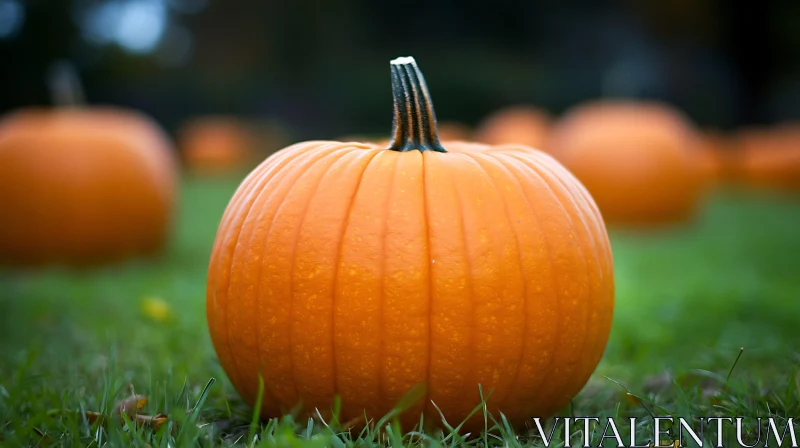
[546,100,705,225]
[732,124,800,191]
[0,103,176,266]
[206,57,615,432]
[474,105,551,150]
[178,116,257,173]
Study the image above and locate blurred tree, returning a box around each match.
[1,0,799,137]
[722,0,773,125]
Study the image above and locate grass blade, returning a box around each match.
[248,375,265,445]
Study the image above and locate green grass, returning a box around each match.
[1,175,799,447]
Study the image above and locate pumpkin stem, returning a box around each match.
[386,57,447,153]
[48,60,86,107]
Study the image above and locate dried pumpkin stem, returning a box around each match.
[387,56,447,153]
[48,60,86,107]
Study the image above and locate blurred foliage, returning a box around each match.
[1,0,800,140]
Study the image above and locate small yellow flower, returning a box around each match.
[140,296,172,323]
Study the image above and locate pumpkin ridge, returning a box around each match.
[241,143,350,408]
[223,147,324,404]
[236,161,300,412]
[510,154,592,412]
[466,152,529,410]
[531,153,612,268]
[532,156,607,281]
[482,151,557,418]
[246,144,347,412]
[515,152,600,409]
[449,153,480,417]
[216,161,282,401]
[527,150,613,274]
[284,145,361,407]
[259,142,354,412]
[505,153,588,413]
[328,148,383,408]
[377,151,403,409]
[209,145,302,403]
[553,160,615,378]
[421,151,434,423]
[529,150,615,276]
[491,152,564,414]
[209,142,307,258]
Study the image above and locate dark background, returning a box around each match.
[2,0,800,140]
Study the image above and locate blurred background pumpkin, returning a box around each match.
[177,116,256,173]
[732,124,800,191]
[178,115,291,174]
[546,100,707,226]
[474,105,551,150]
[0,62,177,266]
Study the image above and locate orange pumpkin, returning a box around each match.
[178,116,257,173]
[732,125,800,190]
[0,75,177,266]
[474,105,551,150]
[206,57,615,432]
[546,100,705,225]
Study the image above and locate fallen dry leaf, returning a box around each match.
[114,394,148,417]
[57,390,176,432]
[76,409,171,431]
[133,413,169,430]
